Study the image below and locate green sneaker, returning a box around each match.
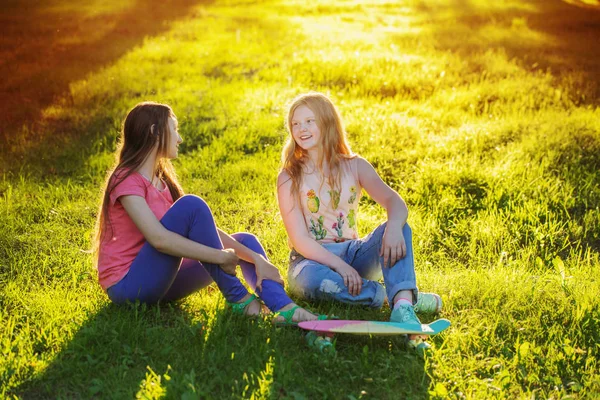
[414,292,442,314]
[227,294,261,316]
[407,337,432,355]
[273,305,328,327]
[390,303,421,326]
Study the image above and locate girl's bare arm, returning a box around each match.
[277,171,362,295]
[356,157,408,266]
[120,195,237,271]
[217,229,284,288]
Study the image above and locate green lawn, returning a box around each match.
[1,0,599,398]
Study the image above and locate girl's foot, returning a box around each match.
[390,302,426,341]
[414,292,443,314]
[230,293,262,317]
[273,303,322,325]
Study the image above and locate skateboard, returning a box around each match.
[298,318,451,336]
[298,319,450,353]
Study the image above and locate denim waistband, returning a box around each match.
[289,248,304,265]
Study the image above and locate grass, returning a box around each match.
[1,0,599,398]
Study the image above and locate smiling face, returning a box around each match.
[291,105,321,153]
[166,116,182,159]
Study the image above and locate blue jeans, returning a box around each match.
[107,195,292,311]
[287,222,418,308]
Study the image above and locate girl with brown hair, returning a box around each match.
[95,101,325,324]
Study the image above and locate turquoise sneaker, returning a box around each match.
[414,292,442,314]
[390,303,421,326]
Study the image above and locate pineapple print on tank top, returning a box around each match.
[299,158,362,244]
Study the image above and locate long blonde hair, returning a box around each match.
[93,102,184,261]
[280,92,355,206]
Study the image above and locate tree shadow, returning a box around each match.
[0,0,209,162]
[423,0,600,101]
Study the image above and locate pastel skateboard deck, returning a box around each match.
[298,318,450,336]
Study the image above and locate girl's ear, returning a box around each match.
[150,124,156,136]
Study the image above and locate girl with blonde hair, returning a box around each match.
[277,92,441,332]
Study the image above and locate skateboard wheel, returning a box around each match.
[305,331,335,354]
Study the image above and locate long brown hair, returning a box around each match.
[280,92,355,207]
[93,102,184,261]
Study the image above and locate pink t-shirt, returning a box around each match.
[97,171,174,290]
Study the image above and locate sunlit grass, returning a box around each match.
[1,0,599,398]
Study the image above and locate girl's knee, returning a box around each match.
[374,221,411,238]
[403,222,412,236]
[232,232,265,256]
[371,222,387,244]
[175,194,211,214]
[232,232,259,247]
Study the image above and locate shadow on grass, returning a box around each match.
[0,0,209,167]
[14,298,277,398]
[424,0,600,100]
[268,299,433,399]
[14,302,202,398]
[15,297,433,398]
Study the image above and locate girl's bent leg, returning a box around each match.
[346,222,418,304]
[107,195,248,304]
[385,223,418,303]
[161,258,213,302]
[161,195,249,303]
[106,240,182,304]
[231,232,293,311]
[288,258,385,308]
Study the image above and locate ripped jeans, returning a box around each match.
[287,222,418,309]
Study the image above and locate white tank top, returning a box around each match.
[298,158,362,244]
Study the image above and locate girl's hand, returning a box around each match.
[332,262,362,296]
[254,256,284,291]
[380,223,407,268]
[219,248,239,275]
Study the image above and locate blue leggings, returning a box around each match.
[106,195,293,311]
